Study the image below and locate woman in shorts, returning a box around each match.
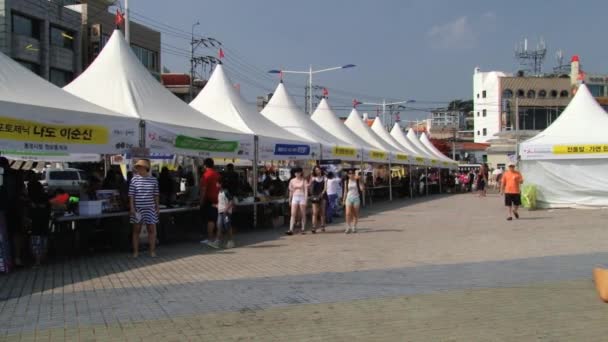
[309,166,327,234]
[342,169,363,234]
[128,159,159,258]
[287,167,307,235]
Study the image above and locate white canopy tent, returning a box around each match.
[406,128,442,166]
[390,123,432,166]
[310,99,385,163]
[190,65,317,161]
[520,84,608,208]
[261,82,360,162]
[419,132,458,169]
[344,109,408,164]
[65,30,253,159]
[370,117,424,166]
[0,50,139,158]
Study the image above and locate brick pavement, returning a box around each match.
[1,193,608,341]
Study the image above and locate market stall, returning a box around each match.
[520,84,608,208]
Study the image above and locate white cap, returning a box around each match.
[507,161,516,167]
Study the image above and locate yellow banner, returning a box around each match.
[553,144,608,154]
[369,151,388,160]
[431,159,438,164]
[395,154,409,161]
[332,146,357,158]
[415,157,425,163]
[0,117,108,145]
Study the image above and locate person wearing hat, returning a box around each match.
[500,161,524,221]
[128,159,160,257]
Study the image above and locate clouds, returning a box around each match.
[427,12,497,50]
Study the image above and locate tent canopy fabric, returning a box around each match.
[405,128,443,166]
[390,123,431,165]
[521,84,608,160]
[419,132,458,168]
[344,109,407,163]
[190,65,317,160]
[260,82,359,161]
[311,100,390,162]
[0,50,139,156]
[65,30,252,159]
[370,117,424,165]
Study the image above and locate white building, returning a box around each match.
[472,68,508,143]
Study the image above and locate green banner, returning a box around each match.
[175,135,239,153]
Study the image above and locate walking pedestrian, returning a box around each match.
[477,163,489,197]
[26,180,50,266]
[200,158,220,248]
[500,162,524,221]
[467,170,475,192]
[310,166,327,233]
[287,167,308,235]
[342,169,363,234]
[215,178,235,249]
[325,172,341,223]
[129,159,160,258]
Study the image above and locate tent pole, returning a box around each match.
[439,168,442,194]
[409,164,413,199]
[426,167,429,196]
[252,136,259,228]
[388,160,393,201]
[360,156,365,207]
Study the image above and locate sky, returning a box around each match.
[123,0,608,119]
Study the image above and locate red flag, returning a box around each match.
[218,48,225,59]
[352,99,362,108]
[279,70,283,81]
[115,10,124,27]
[395,112,401,122]
[234,83,240,92]
[323,88,329,98]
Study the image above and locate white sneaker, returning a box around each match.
[352,227,357,233]
[200,239,210,245]
[345,228,351,234]
[207,240,220,249]
[225,240,235,249]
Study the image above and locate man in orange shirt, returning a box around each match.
[500,162,524,221]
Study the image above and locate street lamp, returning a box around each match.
[268,64,356,114]
[362,99,415,129]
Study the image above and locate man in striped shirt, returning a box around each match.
[129,159,160,258]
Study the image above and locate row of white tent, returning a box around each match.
[0,30,456,168]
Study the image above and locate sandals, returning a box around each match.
[285,230,293,236]
[514,212,520,219]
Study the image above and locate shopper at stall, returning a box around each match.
[158,167,175,206]
[222,163,239,196]
[309,166,327,234]
[325,172,341,223]
[287,167,308,235]
[129,159,160,258]
[26,180,50,266]
[343,169,363,234]
[200,158,220,247]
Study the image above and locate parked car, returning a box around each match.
[39,168,87,195]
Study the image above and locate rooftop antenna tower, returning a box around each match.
[514,37,547,75]
[553,49,570,74]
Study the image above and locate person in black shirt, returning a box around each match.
[221,163,239,197]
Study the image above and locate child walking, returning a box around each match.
[210,178,235,249]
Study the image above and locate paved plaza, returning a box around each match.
[2,193,608,341]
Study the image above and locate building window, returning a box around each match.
[550,90,558,98]
[482,109,487,117]
[527,90,536,98]
[482,128,487,136]
[50,68,73,87]
[538,89,547,98]
[131,45,158,71]
[50,26,75,49]
[477,93,480,99]
[559,90,569,98]
[477,112,480,117]
[503,89,513,98]
[517,89,525,97]
[477,130,480,136]
[11,13,40,39]
[16,60,40,75]
[482,91,487,98]
[588,85,605,97]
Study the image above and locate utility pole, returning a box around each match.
[190,22,200,102]
[124,0,130,44]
